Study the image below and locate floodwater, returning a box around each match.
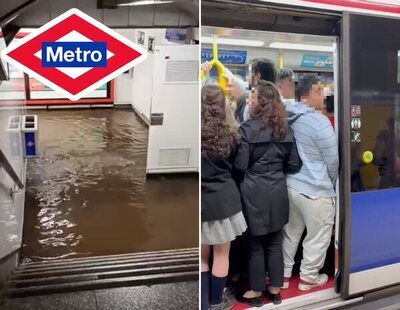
[21,109,198,262]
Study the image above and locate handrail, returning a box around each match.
[0,148,24,189]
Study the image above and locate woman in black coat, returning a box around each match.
[236,81,302,306]
[201,85,247,310]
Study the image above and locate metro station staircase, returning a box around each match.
[3,247,198,298]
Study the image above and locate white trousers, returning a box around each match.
[282,187,335,283]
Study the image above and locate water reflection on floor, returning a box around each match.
[21,109,198,262]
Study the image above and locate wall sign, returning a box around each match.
[351,105,361,143]
[165,29,187,43]
[148,36,155,53]
[300,54,333,69]
[1,9,147,101]
[138,31,145,45]
[201,48,247,65]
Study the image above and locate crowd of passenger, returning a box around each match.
[201,59,339,310]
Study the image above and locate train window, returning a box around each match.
[350,34,400,192]
[351,98,400,192]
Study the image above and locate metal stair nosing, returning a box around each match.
[14,252,199,273]
[10,257,199,280]
[20,247,199,267]
[18,248,199,270]
[7,263,199,288]
[5,270,199,298]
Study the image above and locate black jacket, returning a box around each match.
[201,148,242,222]
[235,117,302,236]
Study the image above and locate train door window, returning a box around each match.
[344,13,400,296]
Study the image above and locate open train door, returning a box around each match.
[341,12,400,297]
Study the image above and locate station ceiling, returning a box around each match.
[0,0,198,29]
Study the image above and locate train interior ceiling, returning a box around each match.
[202,3,341,309]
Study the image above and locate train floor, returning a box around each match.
[2,281,198,310]
[20,108,198,262]
[229,234,336,309]
[232,276,335,309]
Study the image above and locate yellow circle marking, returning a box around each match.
[363,151,373,164]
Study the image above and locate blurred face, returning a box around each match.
[277,77,295,99]
[227,79,243,100]
[303,84,324,110]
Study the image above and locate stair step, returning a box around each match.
[11,257,198,280]
[4,271,198,297]
[19,247,198,269]
[7,264,198,288]
[15,252,198,273]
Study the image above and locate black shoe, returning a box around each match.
[237,295,263,307]
[266,291,282,305]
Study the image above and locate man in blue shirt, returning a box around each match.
[281,75,339,291]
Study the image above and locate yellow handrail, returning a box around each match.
[201,35,228,92]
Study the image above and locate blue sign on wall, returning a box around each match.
[165,29,187,43]
[201,49,247,65]
[300,54,333,69]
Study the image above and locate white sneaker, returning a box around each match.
[298,274,329,291]
[281,277,291,289]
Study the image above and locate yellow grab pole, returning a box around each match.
[278,52,284,69]
[200,35,228,93]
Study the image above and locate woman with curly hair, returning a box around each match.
[235,80,302,306]
[201,85,247,310]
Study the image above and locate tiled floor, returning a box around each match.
[2,281,198,310]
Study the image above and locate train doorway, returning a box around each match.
[202,24,340,309]
[203,1,400,308]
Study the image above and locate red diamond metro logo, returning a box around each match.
[1,8,147,101]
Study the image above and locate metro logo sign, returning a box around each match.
[1,9,147,101]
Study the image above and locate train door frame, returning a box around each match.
[203,0,400,307]
[340,10,400,299]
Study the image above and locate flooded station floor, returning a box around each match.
[21,109,198,262]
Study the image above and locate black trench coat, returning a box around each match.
[235,117,302,236]
[201,149,242,222]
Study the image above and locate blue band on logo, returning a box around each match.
[41,42,107,67]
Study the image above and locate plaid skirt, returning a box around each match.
[201,211,247,245]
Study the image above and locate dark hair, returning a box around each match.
[298,75,319,98]
[201,85,238,159]
[251,58,277,83]
[325,95,334,113]
[277,67,295,83]
[251,80,287,141]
